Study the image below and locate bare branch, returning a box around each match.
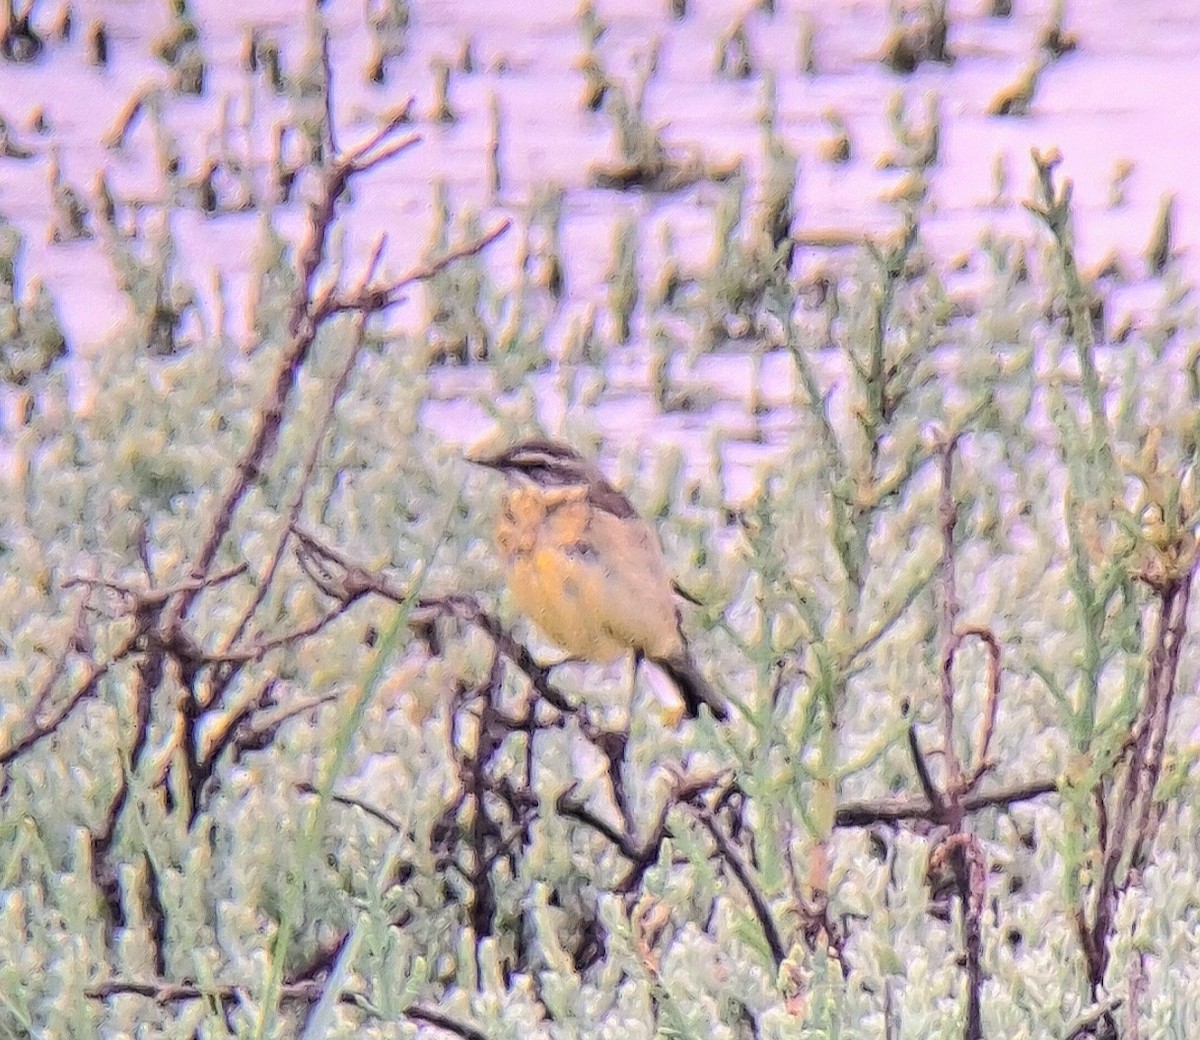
[1064,996,1124,1040]
[406,1005,491,1040]
[691,804,787,968]
[557,786,645,861]
[929,832,987,1039]
[937,437,964,795]
[240,601,360,661]
[63,562,247,609]
[325,220,512,318]
[341,100,416,169]
[299,782,407,833]
[1089,570,1194,987]
[417,595,576,714]
[166,111,456,630]
[906,725,942,812]
[951,624,1002,789]
[290,527,576,713]
[835,778,1059,827]
[221,313,370,655]
[0,629,141,766]
[26,591,91,722]
[84,978,488,1040]
[554,768,730,895]
[318,29,336,160]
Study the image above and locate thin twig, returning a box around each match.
[166,114,437,630]
[298,782,406,833]
[26,591,90,722]
[556,787,647,860]
[906,725,943,812]
[84,978,488,1040]
[318,29,336,160]
[0,630,141,765]
[221,312,371,655]
[215,597,360,666]
[937,438,964,799]
[930,832,986,1039]
[1088,571,1194,986]
[835,777,1059,827]
[342,100,415,168]
[692,805,787,968]
[1063,995,1124,1040]
[290,527,575,713]
[326,220,512,317]
[953,624,1002,788]
[63,562,248,608]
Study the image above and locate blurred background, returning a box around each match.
[0,1,1198,1038]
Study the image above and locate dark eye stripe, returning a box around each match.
[531,462,584,486]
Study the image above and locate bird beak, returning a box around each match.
[465,442,504,470]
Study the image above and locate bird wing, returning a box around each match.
[581,509,684,662]
[585,476,638,520]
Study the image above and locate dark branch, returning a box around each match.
[691,806,786,968]
[84,977,488,1040]
[325,220,512,317]
[0,629,141,766]
[835,777,1059,827]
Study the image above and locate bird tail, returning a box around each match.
[655,653,728,721]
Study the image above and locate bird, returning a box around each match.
[470,438,728,722]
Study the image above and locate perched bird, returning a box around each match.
[472,438,727,721]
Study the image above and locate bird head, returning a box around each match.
[469,438,640,520]
[468,439,598,489]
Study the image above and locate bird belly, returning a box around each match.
[509,547,626,663]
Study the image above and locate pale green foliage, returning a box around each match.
[0,220,67,387]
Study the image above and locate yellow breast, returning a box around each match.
[509,546,627,662]
[494,484,683,663]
